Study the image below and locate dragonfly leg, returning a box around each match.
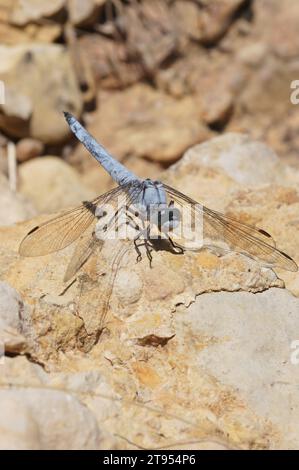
[168,235,185,254]
[134,238,153,266]
[124,216,144,263]
[133,226,154,266]
[145,239,153,266]
[134,234,143,263]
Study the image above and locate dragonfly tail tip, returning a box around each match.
[63,111,74,124]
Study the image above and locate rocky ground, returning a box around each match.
[1,0,299,450]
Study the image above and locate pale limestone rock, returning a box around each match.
[197,0,247,45]
[0,281,27,354]
[0,357,116,449]
[172,1,202,41]
[0,357,103,449]
[0,44,82,144]
[9,0,65,26]
[253,0,299,59]
[0,173,35,226]
[72,84,212,165]
[180,133,291,187]
[18,156,96,213]
[0,387,101,449]
[16,138,44,163]
[0,135,298,449]
[68,0,99,26]
[176,288,299,449]
[0,395,41,449]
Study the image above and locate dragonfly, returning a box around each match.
[19,112,298,288]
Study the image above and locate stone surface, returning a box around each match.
[16,138,44,162]
[177,288,299,449]
[0,21,62,46]
[0,281,27,354]
[0,44,82,144]
[68,0,98,27]
[181,133,296,187]
[197,0,246,45]
[71,84,212,166]
[8,0,65,26]
[0,358,102,450]
[0,173,35,226]
[0,0,299,447]
[0,135,299,449]
[18,156,96,213]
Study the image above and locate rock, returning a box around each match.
[181,133,291,187]
[227,52,299,163]
[0,357,102,449]
[16,138,44,162]
[18,156,96,213]
[176,288,299,449]
[0,22,62,46]
[0,395,41,449]
[0,356,117,449]
[0,0,62,46]
[197,0,247,45]
[225,5,299,164]
[0,44,82,144]
[124,0,179,75]
[72,84,212,165]
[253,0,299,59]
[0,135,299,449]
[8,0,65,26]
[78,34,144,89]
[68,0,99,27]
[1,135,298,361]
[79,0,179,88]
[0,282,27,354]
[200,90,233,127]
[236,42,269,67]
[172,1,202,41]
[0,173,35,226]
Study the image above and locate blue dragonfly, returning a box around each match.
[19,112,298,285]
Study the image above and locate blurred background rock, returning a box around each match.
[1,0,299,220]
[1,0,299,451]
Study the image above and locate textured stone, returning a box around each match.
[0,44,82,144]
[0,281,27,354]
[176,288,299,449]
[18,156,96,213]
[72,84,212,165]
[8,0,65,26]
[16,138,44,162]
[0,173,35,226]
[0,369,102,449]
[0,135,299,449]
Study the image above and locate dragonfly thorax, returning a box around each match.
[140,179,167,206]
[133,179,180,232]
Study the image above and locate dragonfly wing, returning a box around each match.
[19,185,126,257]
[163,184,298,272]
[63,225,103,282]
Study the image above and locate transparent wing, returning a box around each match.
[63,226,102,282]
[63,186,141,281]
[163,183,298,272]
[19,185,130,257]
